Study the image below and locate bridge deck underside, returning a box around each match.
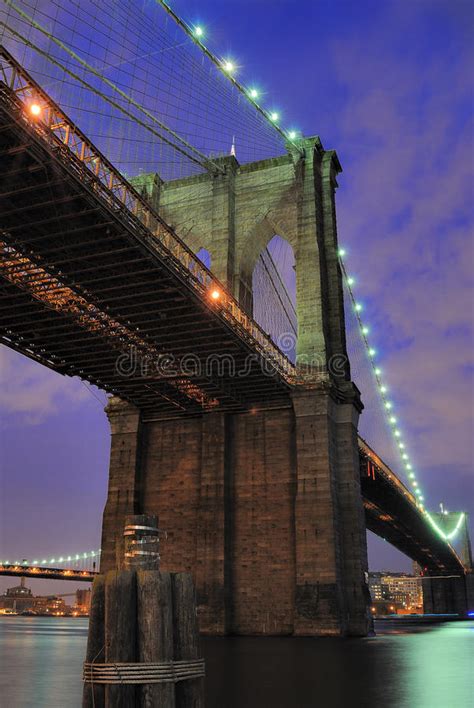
[0,92,292,417]
[360,453,464,574]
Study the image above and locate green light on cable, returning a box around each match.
[426,512,465,541]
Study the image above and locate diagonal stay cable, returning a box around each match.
[1,20,215,173]
[3,0,224,173]
[155,0,303,156]
[260,247,297,333]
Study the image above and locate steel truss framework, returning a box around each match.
[0,45,297,417]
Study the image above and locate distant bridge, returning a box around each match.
[0,564,97,582]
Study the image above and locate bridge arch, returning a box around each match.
[149,141,348,370]
[236,212,296,315]
[195,247,211,270]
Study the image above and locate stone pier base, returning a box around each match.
[422,575,468,616]
[101,383,371,637]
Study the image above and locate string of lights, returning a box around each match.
[155,0,302,149]
[338,249,465,543]
[426,512,466,542]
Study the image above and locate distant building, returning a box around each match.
[382,574,422,610]
[369,572,423,613]
[75,588,91,615]
[33,595,68,616]
[368,573,389,602]
[0,577,35,613]
[0,578,84,616]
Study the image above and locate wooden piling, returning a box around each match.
[84,515,203,707]
[137,570,175,708]
[105,569,137,708]
[172,573,204,708]
[82,574,105,708]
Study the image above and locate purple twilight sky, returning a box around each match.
[1,0,473,595]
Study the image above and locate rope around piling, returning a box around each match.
[83,659,205,684]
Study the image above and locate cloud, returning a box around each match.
[329,1,474,503]
[0,346,105,425]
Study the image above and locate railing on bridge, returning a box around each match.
[359,436,418,508]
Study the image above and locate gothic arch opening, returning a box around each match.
[252,235,297,362]
[196,247,211,270]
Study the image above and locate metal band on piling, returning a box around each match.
[123,514,161,571]
[83,658,205,684]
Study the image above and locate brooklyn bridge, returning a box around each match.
[0,0,472,642]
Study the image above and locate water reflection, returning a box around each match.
[0,618,472,707]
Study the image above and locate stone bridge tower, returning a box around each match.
[100,137,372,636]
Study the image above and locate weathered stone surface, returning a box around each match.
[101,390,370,636]
[100,397,142,571]
[423,575,468,615]
[101,139,372,637]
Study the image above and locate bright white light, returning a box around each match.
[288,130,297,140]
[249,88,259,99]
[355,303,363,312]
[270,111,279,121]
[380,385,387,393]
[211,289,220,300]
[375,367,382,376]
[368,348,376,357]
[193,25,204,38]
[394,430,401,437]
[30,103,41,116]
[338,248,346,257]
[362,326,369,335]
[347,276,355,286]
[384,401,392,409]
[402,453,408,460]
[223,60,235,73]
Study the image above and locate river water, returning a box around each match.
[0,617,472,707]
